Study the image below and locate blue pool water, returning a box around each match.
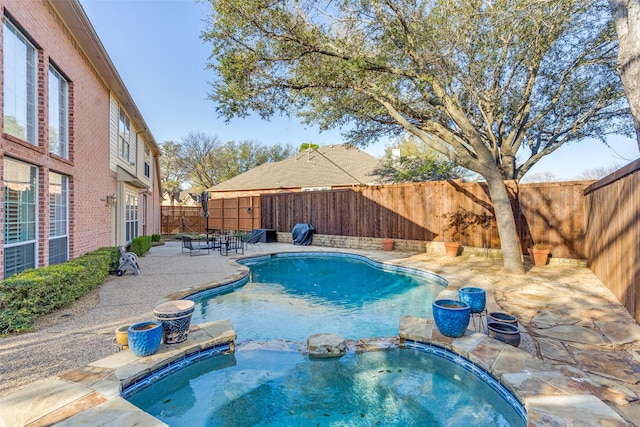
[127,348,525,426]
[126,253,526,425]
[189,254,446,341]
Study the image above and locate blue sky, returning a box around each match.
[79,0,639,180]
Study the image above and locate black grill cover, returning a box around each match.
[292,223,315,245]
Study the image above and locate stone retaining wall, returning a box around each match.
[275,232,586,266]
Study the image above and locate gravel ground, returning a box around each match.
[0,241,247,398]
[0,241,619,403]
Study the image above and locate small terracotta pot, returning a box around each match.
[444,242,460,257]
[381,239,394,251]
[530,248,550,266]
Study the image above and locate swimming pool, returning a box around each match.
[125,252,526,425]
[127,347,526,426]
[188,253,447,341]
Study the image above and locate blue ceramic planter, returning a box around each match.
[458,287,486,314]
[128,321,162,357]
[432,299,471,338]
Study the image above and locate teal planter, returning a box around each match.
[458,287,486,314]
[432,299,471,338]
[128,321,162,357]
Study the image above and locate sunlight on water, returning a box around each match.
[190,254,445,341]
[129,349,525,426]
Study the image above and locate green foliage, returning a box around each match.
[130,236,152,256]
[204,0,629,274]
[204,0,630,181]
[378,138,466,182]
[299,142,319,151]
[0,249,113,335]
[151,234,161,242]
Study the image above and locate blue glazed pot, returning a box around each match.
[458,287,486,314]
[127,321,162,357]
[432,299,471,338]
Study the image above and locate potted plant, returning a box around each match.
[458,287,486,314]
[127,321,162,357]
[442,208,491,257]
[432,299,471,337]
[381,238,394,251]
[529,243,550,266]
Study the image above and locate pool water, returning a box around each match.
[128,348,525,426]
[189,254,445,341]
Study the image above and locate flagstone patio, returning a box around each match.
[0,241,638,425]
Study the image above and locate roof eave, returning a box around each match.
[48,0,160,156]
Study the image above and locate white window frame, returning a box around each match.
[144,146,150,177]
[48,66,69,159]
[118,107,131,162]
[48,172,69,265]
[3,18,37,145]
[3,158,38,277]
[125,192,138,242]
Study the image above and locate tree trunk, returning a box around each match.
[610,0,640,150]
[484,173,525,275]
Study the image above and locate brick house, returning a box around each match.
[0,0,161,279]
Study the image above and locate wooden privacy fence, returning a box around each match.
[260,180,591,259]
[584,159,640,323]
[161,196,261,234]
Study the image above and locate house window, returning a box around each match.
[3,158,37,277]
[144,146,150,177]
[125,192,138,242]
[3,19,37,144]
[118,108,131,162]
[142,194,147,236]
[48,66,68,158]
[48,172,68,265]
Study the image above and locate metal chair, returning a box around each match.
[220,235,244,256]
[181,235,210,256]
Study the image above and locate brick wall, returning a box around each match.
[0,0,114,277]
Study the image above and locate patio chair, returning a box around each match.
[220,235,245,256]
[117,245,141,276]
[244,229,263,251]
[182,235,210,256]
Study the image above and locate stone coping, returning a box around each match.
[399,316,628,426]
[0,248,629,426]
[0,320,235,427]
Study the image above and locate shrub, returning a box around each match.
[87,247,120,274]
[151,234,161,242]
[130,236,152,256]
[0,248,113,335]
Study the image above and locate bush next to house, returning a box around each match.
[151,234,161,243]
[130,236,152,256]
[0,248,113,335]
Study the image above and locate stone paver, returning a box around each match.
[0,241,639,425]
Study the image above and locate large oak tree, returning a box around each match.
[204,0,631,274]
[609,0,640,149]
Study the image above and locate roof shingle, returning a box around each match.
[208,144,383,191]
